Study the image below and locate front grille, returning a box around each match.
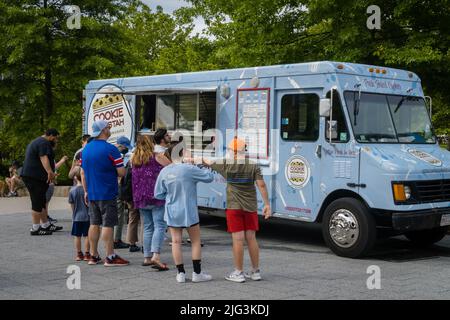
[415,179,450,203]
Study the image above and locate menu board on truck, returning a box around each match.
[236,88,270,159]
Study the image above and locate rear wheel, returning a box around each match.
[322,198,376,258]
[404,226,448,246]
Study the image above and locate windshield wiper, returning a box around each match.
[394,97,406,113]
[394,88,414,113]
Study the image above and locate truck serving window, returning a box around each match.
[281,94,319,141]
[137,95,156,131]
[151,92,216,148]
[156,95,176,130]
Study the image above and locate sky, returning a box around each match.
[142,0,189,13]
[141,0,207,35]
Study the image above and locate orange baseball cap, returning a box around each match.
[228,137,246,152]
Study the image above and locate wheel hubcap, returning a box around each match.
[329,209,359,248]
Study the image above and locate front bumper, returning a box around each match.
[391,207,450,231]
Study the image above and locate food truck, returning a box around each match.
[83,61,450,257]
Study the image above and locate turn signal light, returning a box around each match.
[393,184,407,202]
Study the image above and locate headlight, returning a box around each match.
[392,183,413,203]
[404,185,412,200]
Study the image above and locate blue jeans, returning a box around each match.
[140,205,166,258]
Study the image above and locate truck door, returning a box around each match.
[319,90,359,199]
[273,90,323,221]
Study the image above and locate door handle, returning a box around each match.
[315,145,322,158]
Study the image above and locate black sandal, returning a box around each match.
[151,261,169,271]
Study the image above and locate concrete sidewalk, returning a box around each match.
[0,196,68,215]
[0,197,70,215]
[1,197,450,300]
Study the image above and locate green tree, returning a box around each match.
[0,0,184,180]
[186,0,450,133]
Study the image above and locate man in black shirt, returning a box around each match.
[21,129,63,235]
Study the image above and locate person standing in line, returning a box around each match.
[46,141,69,223]
[203,138,271,283]
[21,129,63,235]
[131,135,171,270]
[80,120,129,267]
[114,136,132,251]
[114,136,135,250]
[154,142,214,283]
[69,167,91,261]
[69,134,91,182]
[153,128,171,154]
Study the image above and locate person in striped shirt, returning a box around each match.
[80,120,129,267]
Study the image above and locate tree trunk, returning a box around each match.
[43,0,53,122]
[44,67,53,119]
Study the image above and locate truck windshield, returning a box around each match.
[344,91,436,144]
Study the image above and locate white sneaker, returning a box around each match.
[176,272,186,283]
[192,271,212,282]
[225,270,246,283]
[244,269,262,281]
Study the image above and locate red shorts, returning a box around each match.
[226,209,259,233]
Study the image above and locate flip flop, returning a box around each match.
[151,261,169,271]
[142,261,155,267]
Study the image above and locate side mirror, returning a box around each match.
[320,98,331,117]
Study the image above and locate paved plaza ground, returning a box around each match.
[0,197,449,300]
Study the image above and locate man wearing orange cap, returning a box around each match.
[204,137,271,283]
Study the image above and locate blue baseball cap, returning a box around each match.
[91,120,109,138]
[117,136,132,149]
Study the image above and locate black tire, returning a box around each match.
[404,226,449,246]
[322,197,376,258]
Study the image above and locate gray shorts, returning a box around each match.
[89,200,119,228]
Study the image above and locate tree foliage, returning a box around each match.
[185,0,450,133]
[0,0,449,178]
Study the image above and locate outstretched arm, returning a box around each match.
[55,156,68,170]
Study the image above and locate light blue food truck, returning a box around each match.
[83,61,450,258]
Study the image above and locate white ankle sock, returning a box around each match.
[32,224,40,231]
[41,221,51,228]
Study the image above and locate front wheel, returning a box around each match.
[322,198,376,258]
[404,226,449,246]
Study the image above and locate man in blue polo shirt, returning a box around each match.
[80,120,129,267]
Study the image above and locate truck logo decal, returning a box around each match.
[285,155,311,189]
[87,84,133,144]
[408,149,442,167]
